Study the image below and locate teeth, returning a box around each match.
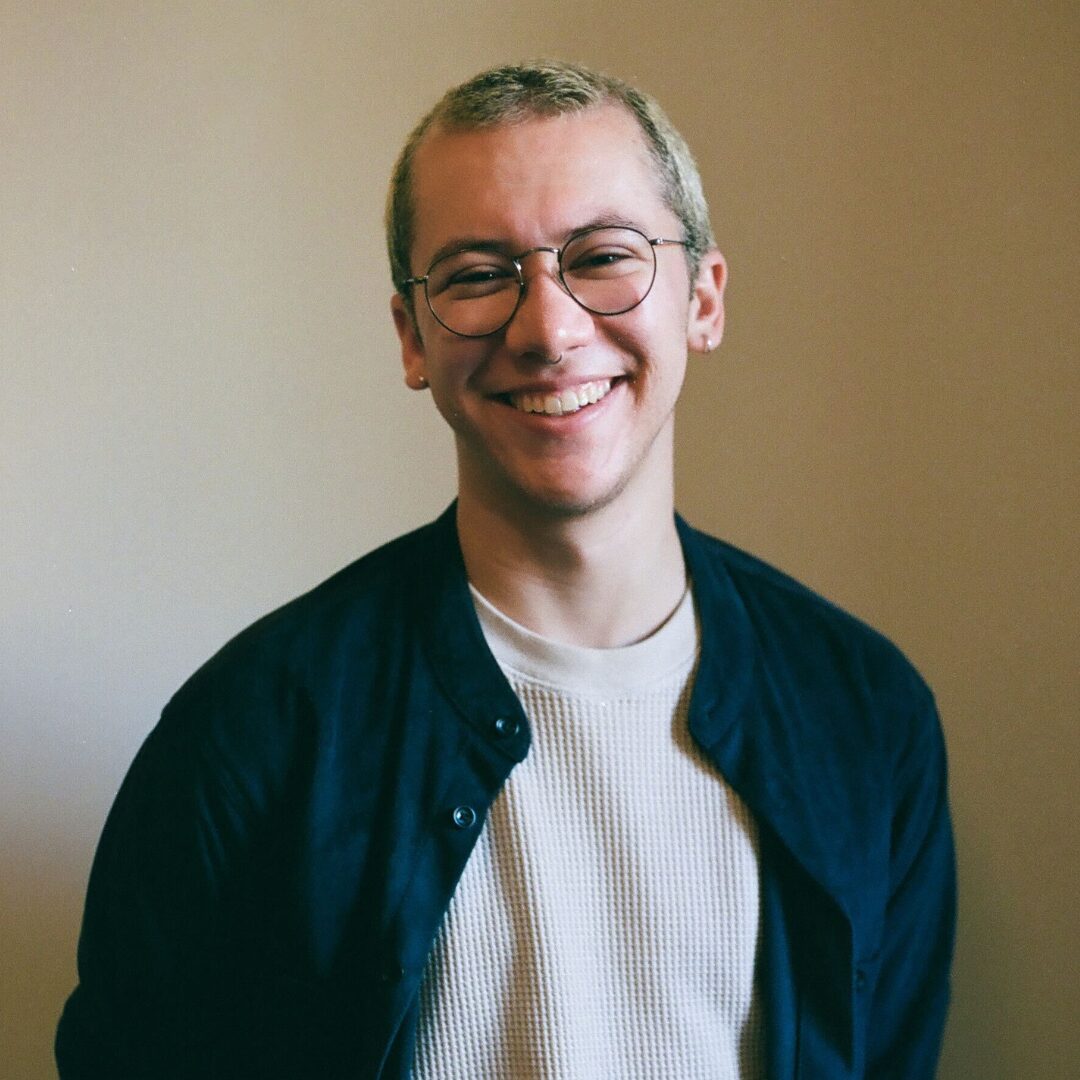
[510,379,613,416]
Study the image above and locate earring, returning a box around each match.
[704,338,714,353]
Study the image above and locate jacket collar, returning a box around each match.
[678,515,861,921]
[413,504,532,764]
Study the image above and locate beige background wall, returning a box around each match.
[2,3,1076,1076]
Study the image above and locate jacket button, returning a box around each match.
[854,968,867,991]
[451,805,477,829]
[493,716,519,737]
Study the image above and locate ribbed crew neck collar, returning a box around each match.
[469,582,699,698]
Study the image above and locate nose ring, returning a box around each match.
[540,352,563,365]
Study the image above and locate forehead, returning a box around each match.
[408,105,672,266]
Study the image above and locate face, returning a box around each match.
[392,105,725,522]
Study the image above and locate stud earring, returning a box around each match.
[704,338,714,353]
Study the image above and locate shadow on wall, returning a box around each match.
[938,827,1026,1080]
[1,839,85,1080]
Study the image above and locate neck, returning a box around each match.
[455,489,686,649]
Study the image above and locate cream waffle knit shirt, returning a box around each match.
[411,586,764,1079]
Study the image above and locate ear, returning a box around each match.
[686,249,727,355]
[391,293,429,390]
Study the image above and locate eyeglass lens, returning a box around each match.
[424,227,659,337]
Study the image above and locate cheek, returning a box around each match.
[630,281,692,342]
[425,349,492,425]
[612,302,692,373]
[423,336,489,387]
[428,385,468,430]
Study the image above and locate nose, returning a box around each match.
[502,249,595,363]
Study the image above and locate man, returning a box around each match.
[57,61,955,1078]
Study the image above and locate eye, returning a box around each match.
[564,243,646,279]
[571,246,634,268]
[447,265,514,287]
[430,253,517,297]
[562,227,652,279]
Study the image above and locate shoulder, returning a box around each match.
[679,517,939,747]
[182,513,452,683]
[148,513,456,776]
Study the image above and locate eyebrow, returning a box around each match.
[421,215,652,270]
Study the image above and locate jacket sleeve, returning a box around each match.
[865,682,957,1078]
[55,713,258,1078]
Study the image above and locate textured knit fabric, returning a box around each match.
[411,586,765,1080]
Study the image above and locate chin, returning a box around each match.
[507,473,634,521]
[460,439,661,523]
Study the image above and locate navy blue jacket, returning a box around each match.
[57,507,955,1078]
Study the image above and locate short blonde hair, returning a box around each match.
[386,60,714,308]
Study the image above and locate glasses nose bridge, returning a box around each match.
[512,244,573,300]
[513,244,562,268]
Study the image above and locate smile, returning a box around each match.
[506,379,614,416]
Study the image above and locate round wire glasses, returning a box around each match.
[402,225,687,338]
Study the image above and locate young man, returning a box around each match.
[58,62,955,1079]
